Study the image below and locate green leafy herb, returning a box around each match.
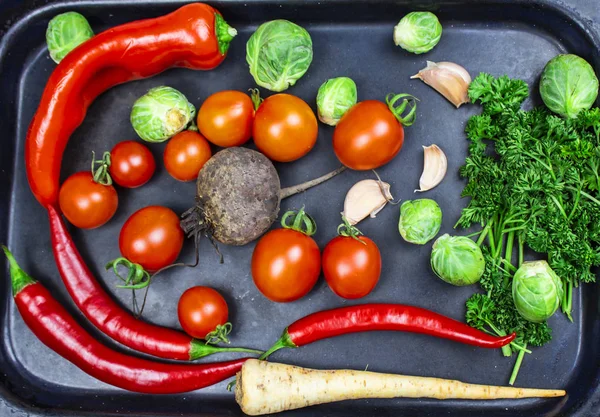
[459,73,600,384]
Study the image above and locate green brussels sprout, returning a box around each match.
[430,234,485,286]
[393,12,442,54]
[398,199,442,245]
[246,20,313,92]
[540,54,599,119]
[130,86,196,143]
[512,260,563,323]
[316,77,357,126]
[46,12,94,63]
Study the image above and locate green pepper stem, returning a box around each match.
[189,339,262,360]
[214,13,237,55]
[259,330,296,360]
[2,246,36,296]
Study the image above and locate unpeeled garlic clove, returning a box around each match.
[416,144,447,192]
[411,61,471,108]
[343,179,394,225]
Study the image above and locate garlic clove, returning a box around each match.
[411,61,471,108]
[416,144,447,192]
[343,179,394,225]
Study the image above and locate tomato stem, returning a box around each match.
[337,215,366,244]
[249,88,263,110]
[280,206,317,236]
[204,322,233,345]
[386,93,419,126]
[91,151,113,186]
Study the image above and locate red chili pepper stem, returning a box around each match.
[385,93,418,126]
[189,339,263,360]
[259,329,296,360]
[3,246,35,295]
[91,151,113,186]
[214,13,237,54]
[280,206,317,236]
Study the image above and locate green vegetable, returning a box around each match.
[46,12,94,63]
[540,54,599,119]
[430,234,485,286]
[316,77,357,126]
[512,261,563,323]
[398,199,442,245]
[130,86,196,143]
[460,72,600,384]
[246,20,313,92]
[393,12,442,54]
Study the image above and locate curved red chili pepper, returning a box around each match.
[24,4,244,361]
[262,304,517,358]
[26,3,236,207]
[4,247,247,394]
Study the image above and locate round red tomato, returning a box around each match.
[322,235,381,299]
[164,131,212,182]
[333,100,404,170]
[119,206,184,271]
[253,94,318,162]
[109,141,156,188]
[251,229,321,302]
[198,90,254,147]
[178,286,229,339]
[58,171,118,229]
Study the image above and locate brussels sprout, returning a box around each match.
[540,54,599,119]
[430,234,485,286]
[393,12,442,54]
[512,260,563,323]
[246,20,313,92]
[46,12,94,63]
[130,86,196,143]
[398,199,442,245]
[316,77,357,126]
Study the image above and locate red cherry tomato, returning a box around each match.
[251,228,321,303]
[178,286,229,340]
[119,206,184,271]
[163,131,212,182]
[333,100,404,170]
[198,90,254,147]
[109,141,156,188]
[322,235,382,299]
[58,171,118,229]
[253,94,318,162]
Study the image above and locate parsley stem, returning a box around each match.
[504,231,514,266]
[475,223,491,246]
[549,195,568,219]
[501,226,526,234]
[570,187,600,207]
[487,226,497,255]
[518,236,524,267]
[509,342,527,386]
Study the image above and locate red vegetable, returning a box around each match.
[164,131,212,182]
[26,3,236,207]
[261,304,517,358]
[178,286,230,341]
[3,247,247,394]
[25,5,243,361]
[198,90,254,147]
[48,205,257,360]
[322,219,381,299]
[251,207,321,302]
[333,94,417,170]
[108,141,156,188]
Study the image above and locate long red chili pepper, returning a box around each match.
[3,247,247,394]
[24,4,247,361]
[47,204,259,360]
[261,304,517,358]
[26,3,236,207]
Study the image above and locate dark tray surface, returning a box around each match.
[1,1,599,416]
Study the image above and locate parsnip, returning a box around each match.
[235,360,566,416]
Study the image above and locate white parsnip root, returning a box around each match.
[235,360,566,416]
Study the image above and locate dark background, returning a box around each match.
[0,1,599,416]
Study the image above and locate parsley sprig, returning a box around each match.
[459,73,600,384]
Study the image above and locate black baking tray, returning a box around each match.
[1,0,599,416]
